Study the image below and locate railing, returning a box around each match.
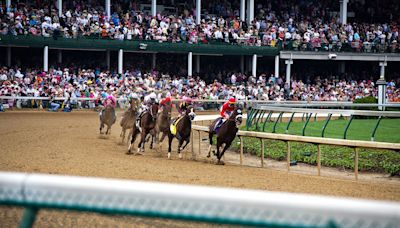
[247,103,400,141]
[1,172,399,228]
[191,122,400,180]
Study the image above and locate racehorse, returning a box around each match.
[207,108,243,164]
[128,103,159,155]
[167,107,196,159]
[153,102,172,148]
[99,105,116,135]
[119,98,139,144]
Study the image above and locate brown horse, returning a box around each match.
[167,107,196,159]
[119,99,139,144]
[99,105,116,135]
[207,108,243,164]
[127,103,159,155]
[153,102,172,148]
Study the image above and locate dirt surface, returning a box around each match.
[1,111,399,202]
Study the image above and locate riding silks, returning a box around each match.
[170,116,184,136]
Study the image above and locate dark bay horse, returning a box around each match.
[167,107,196,159]
[128,103,158,155]
[208,108,243,164]
[99,105,116,135]
[153,102,172,149]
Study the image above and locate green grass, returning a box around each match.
[251,118,400,143]
[231,118,400,176]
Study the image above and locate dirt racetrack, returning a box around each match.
[1,111,400,203]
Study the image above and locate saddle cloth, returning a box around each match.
[170,116,184,136]
[214,117,226,134]
[136,110,147,132]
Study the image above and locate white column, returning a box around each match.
[118,49,123,74]
[379,61,387,79]
[57,50,62,64]
[151,0,157,17]
[106,50,110,70]
[252,54,257,77]
[106,0,111,20]
[377,76,386,111]
[340,0,348,25]
[6,0,11,9]
[43,46,49,72]
[240,0,245,22]
[7,46,11,67]
[274,55,279,78]
[246,0,250,24]
[195,55,200,73]
[248,0,254,24]
[285,59,293,88]
[152,53,156,70]
[196,0,201,25]
[188,52,193,77]
[240,55,244,73]
[57,0,62,17]
[43,46,49,71]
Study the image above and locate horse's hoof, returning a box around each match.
[206,154,211,158]
[178,153,182,159]
[216,160,225,165]
[167,152,171,159]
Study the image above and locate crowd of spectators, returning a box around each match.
[0,66,399,111]
[1,0,399,52]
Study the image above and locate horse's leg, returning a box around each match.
[216,141,222,164]
[177,138,184,159]
[128,128,137,154]
[181,137,190,151]
[207,132,214,158]
[127,128,133,145]
[137,130,147,154]
[217,142,231,165]
[99,122,104,134]
[121,128,126,143]
[167,132,173,159]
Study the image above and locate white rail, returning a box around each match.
[0,172,399,227]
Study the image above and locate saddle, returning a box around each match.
[170,116,184,136]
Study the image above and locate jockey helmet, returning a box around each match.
[228,97,236,104]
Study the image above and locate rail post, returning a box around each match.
[198,130,201,155]
[191,130,194,155]
[260,138,264,168]
[343,115,354,139]
[302,113,313,136]
[317,144,321,176]
[240,136,244,165]
[272,112,284,133]
[20,207,38,228]
[285,112,296,134]
[354,147,359,180]
[371,116,382,141]
[286,141,291,172]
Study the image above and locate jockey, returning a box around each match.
[215,97,236,130]
[178,97,192,116]
[137,92,157,120]
[159,94,172,110]
[100,94,117,117]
